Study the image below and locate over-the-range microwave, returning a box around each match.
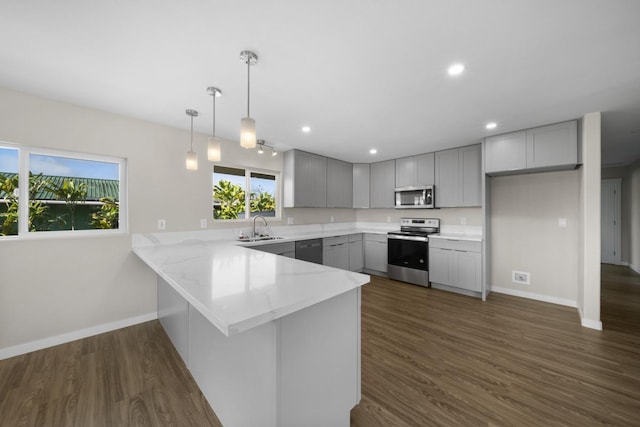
[394,185,435,209]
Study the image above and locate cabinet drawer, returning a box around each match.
[324,235,349,246]
[365,233,387,243]
[252,241,296,255]
[429,238,480,252]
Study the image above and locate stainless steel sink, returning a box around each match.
[237,236,284,242]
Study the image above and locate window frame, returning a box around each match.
[213,164,280,222]
[0,141,128,240]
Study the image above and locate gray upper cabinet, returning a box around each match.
[459,144,481,207]
[484,131,527,174]
[326,158,353,208]
[283,149,327,208]
[435,144,481,208]
[485,120,578,176]
[370,160,395,208]
[395,153,434,188]
[416,153,435,186]
[434,148,459,207]
[352,164,370,208]
[526,121,577,169]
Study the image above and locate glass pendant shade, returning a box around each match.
[207,136,222,161]
[186,150,198,171]
[240,117,256,149]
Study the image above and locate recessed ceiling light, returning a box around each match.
[447,63,465,76]
[369,148,377,155]
[301,126,311,133]
[485,122,497,130]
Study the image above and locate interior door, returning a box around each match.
[601,179,621,264]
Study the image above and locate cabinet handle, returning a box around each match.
[455,249,467,253]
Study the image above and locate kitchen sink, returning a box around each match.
[237,236,284,242]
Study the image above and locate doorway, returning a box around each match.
[601,179,622,264]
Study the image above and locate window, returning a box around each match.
[213,165,278,220]
[0,142,127,238]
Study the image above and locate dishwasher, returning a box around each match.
[295,239,323,264]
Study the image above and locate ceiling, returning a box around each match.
[1,1,639,166]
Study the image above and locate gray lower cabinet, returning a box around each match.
[434,144,481,207]
[352,164,370,208]
[251,241,296,258]
[327,158,353,208]
[395,153,435,188]
[348,234,364,272]
[429,238,481,293]
[283,149,327,208]
[323,236,349,270]
[485,120,578,175]
[370,160,396,208]
[364,233,387,272]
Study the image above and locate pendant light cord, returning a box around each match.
[212,94,216,137]
[247,57,251,117]
[190,115,194,151]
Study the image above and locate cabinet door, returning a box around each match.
[284,150,328,208]
[365,241,387,272]
[459,144,481,207]
[454,250,481,292]
[370,160,396,208]
[434,148,459,207]
[484,131,527,174]
[352,164,370,208]
[324,244,349,270]
[348,236,364,272]
[395,156,417,188]
[416,152,435,186]
[526,121,577,169]
[327,158,353,208]
[429,247,453,286]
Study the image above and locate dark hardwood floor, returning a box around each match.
[1,264,639,426]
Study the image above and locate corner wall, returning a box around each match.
[578,112,602,329]
[629,161,640,273]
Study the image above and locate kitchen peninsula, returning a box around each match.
[132,232,370,427]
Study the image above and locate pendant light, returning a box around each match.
[207,86,222,162]
[185,109,198,171]
[240,50,258,149]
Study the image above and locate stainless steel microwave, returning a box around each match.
[394,185,434,209]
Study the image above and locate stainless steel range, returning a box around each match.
[387,218,440,287]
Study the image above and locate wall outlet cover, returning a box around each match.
[512,270,530,285]
[157,219,166,231]
[200,219,207,228]
[287,217,294,225]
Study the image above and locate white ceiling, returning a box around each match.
[1,0,639,165]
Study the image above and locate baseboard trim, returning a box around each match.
[577,306,603,331]
[0,312,158,360]
[490,286,577,308]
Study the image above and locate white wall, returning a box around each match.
[490,170,580,305]
[356,207,483,226]
[0,86,286,356]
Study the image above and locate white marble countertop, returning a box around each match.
[133,227,375,337]
[429,233,482,242]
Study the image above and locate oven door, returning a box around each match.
[387,234,428,271]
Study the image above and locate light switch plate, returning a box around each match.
[157,219,166,230]
[200,219,207,228]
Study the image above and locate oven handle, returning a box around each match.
[387,235,428,242]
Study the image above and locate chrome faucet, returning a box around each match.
[252,215,269,237]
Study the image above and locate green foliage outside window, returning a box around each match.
[213,179,276,220]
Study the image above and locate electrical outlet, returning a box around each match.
[330,216,334,223]
[558,218,567,228]
[386,216,391,223]
[200,219,207,229]
[460,217,467,225]
[157,219,166,231]
[512,270,530,285]
[287,217,294,225]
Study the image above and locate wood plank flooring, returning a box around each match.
[1,264,639,426]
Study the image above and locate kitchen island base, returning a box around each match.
[158,277,361,427]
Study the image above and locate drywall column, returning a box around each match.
[630,161,640,274]
[579,112,602,330]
